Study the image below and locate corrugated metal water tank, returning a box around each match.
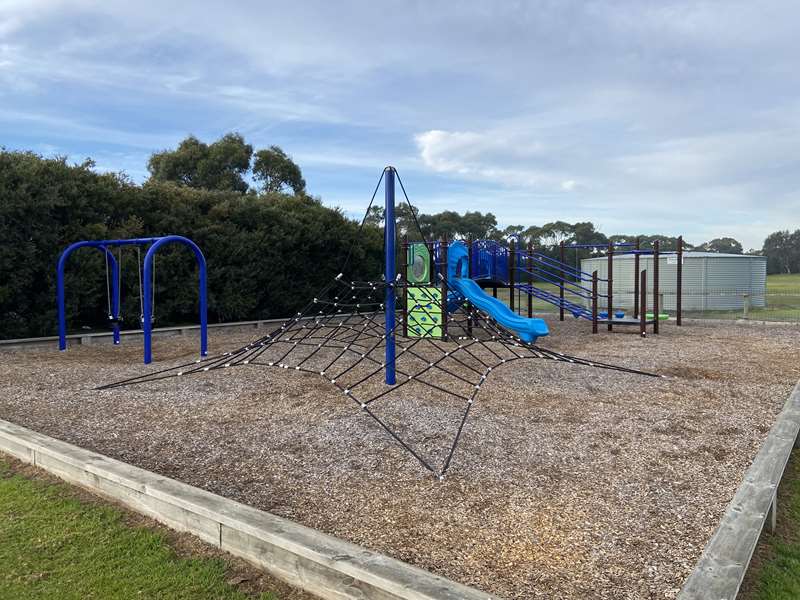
[580,252,767,311]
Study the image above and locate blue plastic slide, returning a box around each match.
[446,241,549,344]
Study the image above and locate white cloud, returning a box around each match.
[561,180,577,191]
[0,0,799,250]
[414,128,569,190]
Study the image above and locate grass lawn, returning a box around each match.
[491,283,563,314]
[0,458,281,600]
[741,450,800,599]
[767,273,800,293]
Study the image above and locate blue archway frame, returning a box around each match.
[57,235,208,364]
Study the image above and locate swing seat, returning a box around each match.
[107,315,123,325]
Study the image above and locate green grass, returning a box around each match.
[492,283,562,313]
[0,459,277,600]
[767,273,800,293]
[744,451,800,599]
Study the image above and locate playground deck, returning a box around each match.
[1,319,798,599]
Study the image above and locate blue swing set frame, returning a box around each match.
[57,235,208,364]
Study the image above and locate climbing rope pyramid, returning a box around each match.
[101,169,661,478]
[101,273,659,478]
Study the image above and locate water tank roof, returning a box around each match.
[680,252,765,259]
[587,251,766,260]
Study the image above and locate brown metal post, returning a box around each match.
[467,237,473,337]
[559,241,565,321]
[527,242,533,318]
[427,239,436,339]
[509,239,515,314]
[401,235,408,337]
[427,240,435,287]
[653,240,660,334]
[441,237,448,340]
[607,241,614,331]
[633,237,640,318]
[677,235,683,326]
[592,271,598,334]
[640,269,647,338]
[492,244,497,298]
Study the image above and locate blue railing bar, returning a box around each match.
[519,260,608,283]
[614,250,679,256]
[564,242,636,249]
[519,251,605,282]
[515,267,600,300]
[517,284,593,318]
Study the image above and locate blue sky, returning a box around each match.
[2,1,798,250]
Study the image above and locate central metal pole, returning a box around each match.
[384,167,396,385]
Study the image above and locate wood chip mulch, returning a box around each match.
[1,318,798,599]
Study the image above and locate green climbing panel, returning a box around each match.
[406,286,442,338]
[407,243,431,284]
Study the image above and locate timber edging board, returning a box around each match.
[0,318,289,351]
[0,313,376,351]
[0,419,497,600]
[678,380,800,599]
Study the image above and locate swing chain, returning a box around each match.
[103,245,112,320]
[106,246,124,325]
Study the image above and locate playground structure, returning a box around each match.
[57,235,208,364]
[406,236,685,339]
[98,167,664,478]
[554,239,684,335]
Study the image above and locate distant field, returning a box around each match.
[755,274,800,321]
[492,283,562,314]
[767,273,800,293]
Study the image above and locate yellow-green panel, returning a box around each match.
[406,286,443,338]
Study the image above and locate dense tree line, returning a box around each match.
[3,131,794,339]
[365,204,732,267]
[0,149,380,339]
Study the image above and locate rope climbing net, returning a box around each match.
[99,267,662,479]
[98,169,664,478]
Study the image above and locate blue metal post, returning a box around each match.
[142,246,154,364]
[384,167,396,385]
[57,242,120,350]
[57,236,205,364]
[142,235,208,364]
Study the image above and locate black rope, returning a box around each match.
[97,172,663,477]
[97,267,662,478]
[338,170,385,275]
[395,170,429,245]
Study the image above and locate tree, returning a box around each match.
[252,146,306,195]
[698,237,743,254]
[609,234,690,252]
[363,203,424,239]
[147,133,253,192]
[415,210,497,240]
[498,225,525,241]
[459,211,498,239]
[537,221,573,247]
[762,230,799,274]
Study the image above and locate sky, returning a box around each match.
[1,1,799,250]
